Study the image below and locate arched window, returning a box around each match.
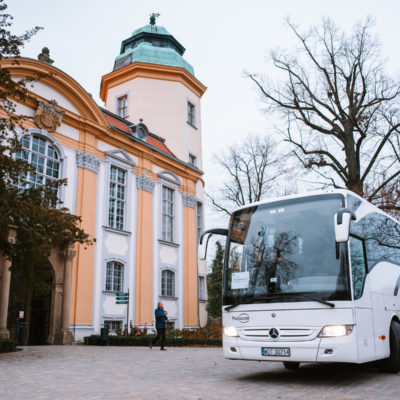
[105,261,124,292]
[161,269,175,297]
[16,134,61,190]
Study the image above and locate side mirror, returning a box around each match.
[198,234,210,260]
[198,228,228,261]
[334,208,356,242]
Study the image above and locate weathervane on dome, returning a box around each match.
[149,12,160,25]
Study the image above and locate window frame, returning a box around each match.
[161,269,176,298]
[105,260,124,293]
[107,164,127,231]
[349,234,368,300]
[116,94,129,118]
[161,184,175,243]
[187,100,196,127]
[158,171,181,246]
[198,275,206,301]
[196,202,203,243]
[104,149,136,234]
[188,153,197,167]
[15,129,65,203]
[104,320,123,333]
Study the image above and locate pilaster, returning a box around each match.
[54,246,76,345]
[134,175,155,326]
[0,229,16,339]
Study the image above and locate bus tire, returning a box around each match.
[283,361,300,370]
[378,320,400,373]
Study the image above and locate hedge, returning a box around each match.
[84,335,222,347]
[0,338,16,353]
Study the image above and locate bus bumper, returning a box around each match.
[223,333,358,363]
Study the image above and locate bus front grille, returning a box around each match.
[239,327,319,341]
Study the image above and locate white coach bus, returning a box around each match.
[200,190,400,372]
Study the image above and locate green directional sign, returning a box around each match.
[115,292,129,305]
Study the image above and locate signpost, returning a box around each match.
[115,290,129,335]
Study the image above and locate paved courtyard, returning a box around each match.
[1,345,400,400]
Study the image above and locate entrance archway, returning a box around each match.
[7,261,54,345]
[1,240,76,345]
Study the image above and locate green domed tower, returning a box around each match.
[100,14,206,164]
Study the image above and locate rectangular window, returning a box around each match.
[161,270,175,297]
[198,276,206,300]
[165,321,175,329]
[162,186,174,242]
[350,236,368,300]
[187,101,196,127]
[108,166,126,230]
[189,153,197,166]
[196,202,202,243]
[105,261,124,292]
[104,320,122,333]
[117,95,128,118]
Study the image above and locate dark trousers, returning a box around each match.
[151,328,166,347]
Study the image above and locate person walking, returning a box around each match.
[150,302,168,350]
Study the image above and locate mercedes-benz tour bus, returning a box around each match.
[199,190,400,372]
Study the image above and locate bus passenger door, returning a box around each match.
[371,292,389,359]
[350,237,376,362]
[354,279,375,362]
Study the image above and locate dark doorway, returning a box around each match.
[28,288,52,345]
[8,262,53,345]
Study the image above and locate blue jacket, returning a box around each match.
[155,307,168,329]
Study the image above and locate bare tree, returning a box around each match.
[248,17,400,214]
[206,134,294,215]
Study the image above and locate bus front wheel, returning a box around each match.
[378,320,400,373]
[283,361,300,370]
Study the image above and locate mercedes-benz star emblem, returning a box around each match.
[269,328,279,339]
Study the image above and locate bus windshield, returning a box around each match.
[223,194,350,306]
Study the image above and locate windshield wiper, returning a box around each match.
[224,292,335,311]
[225,297,267,311]
[280,292,335,308]
[225,295,293,311]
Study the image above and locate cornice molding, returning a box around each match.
[3,57,108,125]
[100,62,207,101]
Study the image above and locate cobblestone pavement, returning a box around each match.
[1,346,400,400]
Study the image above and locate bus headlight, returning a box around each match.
[319,325,353,337]
[224,326,239,337]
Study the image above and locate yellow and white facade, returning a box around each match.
[1,20,207,343]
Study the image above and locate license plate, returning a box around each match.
[262,347,291,357]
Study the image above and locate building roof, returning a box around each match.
[114,23,195,76]
[131,24,171,37]
[100,108,176,158]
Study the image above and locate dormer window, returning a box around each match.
[129,122,149,141]
[136,126,147,140]
[117,95,128,118]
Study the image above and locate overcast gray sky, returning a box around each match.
[8,0,400,229]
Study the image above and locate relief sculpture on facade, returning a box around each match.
[34,100,65,131]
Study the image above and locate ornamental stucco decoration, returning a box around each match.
[183,193,197,209]
[34,100,64,131]
[136,175,155,193]
[76,151,101,173]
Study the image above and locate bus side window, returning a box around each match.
[350,236,368,300]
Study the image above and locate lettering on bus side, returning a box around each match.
[232,313,250,323]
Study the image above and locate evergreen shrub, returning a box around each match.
[83,335,222,347]
[0,338,16,353]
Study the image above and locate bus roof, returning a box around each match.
[230,189,397,223]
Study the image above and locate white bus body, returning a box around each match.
[201,190,400,371]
